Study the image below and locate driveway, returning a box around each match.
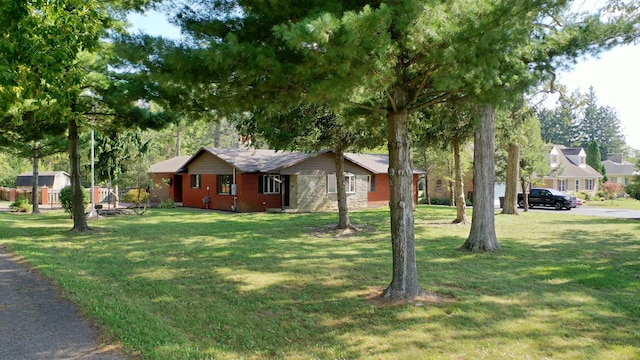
[524,205,640,219]
[0,247,128,360]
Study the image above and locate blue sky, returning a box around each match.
[128,10,640,152]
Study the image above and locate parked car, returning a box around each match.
[517,188,577,210]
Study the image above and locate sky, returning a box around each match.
[128,10,640,151]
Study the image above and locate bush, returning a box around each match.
[10,198,32,213]
[123,189,151,215]
[601,182,623,200]
[123,189,151,206]
[158,199,176,209]
[626,176,640,201]
[59,185,90,218]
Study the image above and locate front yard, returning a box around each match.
[0,206,638,359]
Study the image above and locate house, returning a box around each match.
[147,155,191,203]
[543,145,602,194]
[149,147,423,212]
[602,154,639,189]
[15,171,71,191]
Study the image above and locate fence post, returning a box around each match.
[9,188,16,202]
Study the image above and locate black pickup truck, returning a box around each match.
[517,188,577,210]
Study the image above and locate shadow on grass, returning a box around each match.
[0,208,639,359]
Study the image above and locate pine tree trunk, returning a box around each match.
[501,143,519,215]
[31,145,40,214]
[452,139,467,224]
[461,105,499,251]
[383,83,425,300]
[68,114,90,232]
[520,178,529,212]
[176,123,182,156]
[334,143,351,230]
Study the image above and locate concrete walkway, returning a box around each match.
[0,246,128,360]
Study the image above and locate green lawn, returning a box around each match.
[1,206,639,359]
[582,197,640,210]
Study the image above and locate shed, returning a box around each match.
[15,171,71,190]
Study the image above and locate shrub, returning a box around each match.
[601,182,623,200]
[123,189,151,215]
[625,176,640,201]
[158,199,176,209]
[59,185,90,218]
[10,198,32,213]
[123,189,151,206]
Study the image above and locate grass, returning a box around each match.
[0,206,639,359]
[582,197,640,210]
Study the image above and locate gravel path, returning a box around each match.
[0,247,129,360]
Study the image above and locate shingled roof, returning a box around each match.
[15,171,70,187]
[148,156,191,173]
[171,147,424,175]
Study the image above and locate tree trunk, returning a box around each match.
[214,121,221,147]
[383,84,425,301]
[31,145,41,214]
[68,114,90,232]
[501,143,519,215]
[424,174,431,205]
[452,139,467,224]
[461,105,499,251]
[334,142,351,230]
[176,122,182,156]
[520,178,529,212]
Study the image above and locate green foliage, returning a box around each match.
[2,208,640,359]
[625,172,640,201]
[59,185,89,218]
[158,198,175,209]
[586,141,602,172]
[9,198,31,213]
[123,188,151,215]
[123,189,151,206]
[539,88,628,153]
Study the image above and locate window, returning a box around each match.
[558,179,567,192]
[190,174,201,189]
[367,175,376,192]
[217,175,233,194]
[327,173,356,194]
[550,154,559,167]
[436,179,443,192]
[575,180,580,192]
[586,179,595,191]
[259,174,281,194]
[579,155,586,167]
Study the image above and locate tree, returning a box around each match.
[495,101,529,216]
[2,1,172,230]
[518,115,550,211]
[414,104,474,224]
[144,0,640,300]
[576,87,626,159]
[601,181,623,201]
[586,140,604,174]
[237,104,384,229]
[625,158,640,200]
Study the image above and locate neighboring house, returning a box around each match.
[15,171,71,190]
[150,147,423,212]
[602,154,639,188]
[147,155,191,203]
[543,145,602,194]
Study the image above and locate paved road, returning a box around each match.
[524,205,640,219]
[0,247,128,360]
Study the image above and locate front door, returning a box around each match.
[173,174,183,202]
[283,175,290,207]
